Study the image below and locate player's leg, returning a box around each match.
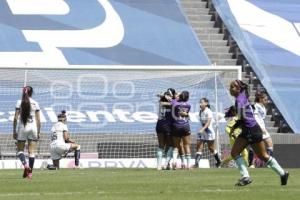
[165,134,173,169]
[231,137,252,186]
[70,143,81,168]
[248,147,255,168]
[207,140,221,168]
[16,140,31,178]
[241,148,249,167]
[27,140,37,179]
[221,136,235,166]
[182,134,191,169]
[194,140,204,168]
[251,141,288,185]
[178,140,186,169]
[264,137,274,156]
[172,136,181,169]
[156,132,165,170]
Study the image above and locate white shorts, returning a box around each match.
[197,129,216,141]
[262,131,271,140]
[17,123,38,141]
[50,142,71,160]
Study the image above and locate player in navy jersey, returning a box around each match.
[13,86,41,179]
[169,91,192,169]
[229,80,288,186]
[156,88,175,170]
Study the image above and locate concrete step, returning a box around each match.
[204,46,230,53]
[194,27,219,34]
[267,127,278,133]
[190,21,215,27]
[186,14,212,21]
[181,1,207,9]
[211,59,237,65]
[198,34,224,40]
[206,53,233,59]
[265,121,275,127]
[201,40,228,47]
[183,8,210,15]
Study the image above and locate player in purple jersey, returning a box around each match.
[156,88,175,170]
[230,80,288,186]
[169,91,192,169]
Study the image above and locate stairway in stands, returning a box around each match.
[180,0,291,133]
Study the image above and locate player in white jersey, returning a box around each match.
[13,86,41,179]
[47,111,81,170]
[194,98,221,168]
[254,92,274,155]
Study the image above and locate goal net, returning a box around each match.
[0,66,240,167]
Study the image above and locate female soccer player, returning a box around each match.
[194,98,221,168]
[156,88,175,170]
[13,86,41,179]
[221,106,248,166]
[248,92,274,168]
[48,111,81,170]
[254,92,274,156]
[169,91,192,169]
[230,80,288,186]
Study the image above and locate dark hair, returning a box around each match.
[57,110,67,121]
[200,98,211,109]
[167,88,176,99]
[159,91,169,102]
[224,105,237,118]
[255,91,267,103]
[20,86,33,126]
[234,80,249,98]
[179,91,189,102]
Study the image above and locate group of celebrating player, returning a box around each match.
[13,86,80,179]
[156,80,289,186]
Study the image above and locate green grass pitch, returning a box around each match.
[0,168,299,200]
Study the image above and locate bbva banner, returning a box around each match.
[0,0,210,66]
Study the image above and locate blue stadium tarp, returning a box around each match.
[0,0,210,65]
[213,0,300,133]
[0,0,234,134]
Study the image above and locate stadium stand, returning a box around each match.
[180,0,294,133]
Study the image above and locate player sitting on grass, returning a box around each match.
[47,111,81,170]
[221,106,248,167]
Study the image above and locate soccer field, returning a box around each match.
[0,168,299,200]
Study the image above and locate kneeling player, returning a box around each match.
[47,111,81,170]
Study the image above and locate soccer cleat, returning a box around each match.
[181,163,186,170]
[215,161,221,168]
[281,172,289,185]
[23,165,30,178]
[172,162,177,170]
[157,166,162,171]
[165,163,171,170]
[27,173,32,180]
[235,177,253,186]
[249,164,255,168]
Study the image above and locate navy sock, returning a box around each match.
[248,149,254,166]
[195,153,202,165]
[267,148,273,156]
[29,157,35,172]
[214,153,221,163]
[75,149,80,166]
[17,152,27,166]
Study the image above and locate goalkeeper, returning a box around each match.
[221,106,248,166]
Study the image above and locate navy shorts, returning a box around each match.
[172,125,191,137]
[238,124,263,144]
[156,122,172,136]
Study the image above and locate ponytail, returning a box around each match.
[20,86,33,126]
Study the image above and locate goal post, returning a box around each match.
[0,65,241,168]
